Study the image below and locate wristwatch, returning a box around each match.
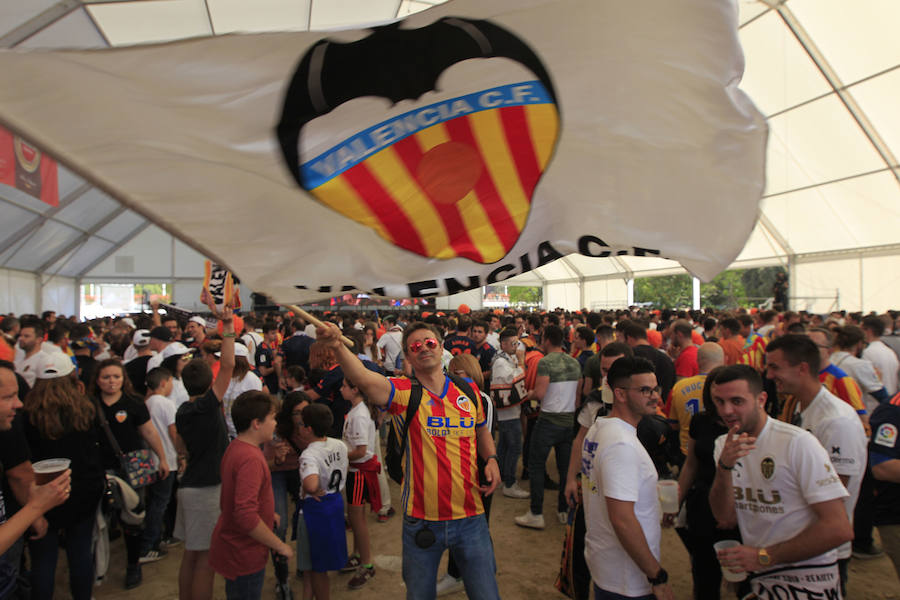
[486,454,499,464]
[648,568,668,586]
[757,547,772,566]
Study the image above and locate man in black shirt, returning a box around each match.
[868,393,900,580]
[621,321,676,401]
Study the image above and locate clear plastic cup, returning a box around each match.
[33,458,71,485]
[657,480,679,514]
[714,539,748,582]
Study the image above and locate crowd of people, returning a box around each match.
[0,302,899,599]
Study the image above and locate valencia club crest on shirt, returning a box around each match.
[455,395,472,414]
[278,17,559,263]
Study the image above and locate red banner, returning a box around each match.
[0,126,58,206]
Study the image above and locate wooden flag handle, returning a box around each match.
[284,304,355,348]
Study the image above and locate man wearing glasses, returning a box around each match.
[316,321,501,600]
[581,356,674,600]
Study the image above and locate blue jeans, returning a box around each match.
[528,417,573,515]
[225,567,266,600]
[594,584,654,600]
[272,470,289,541]
[402,513,499,600]
[141,472,176,554]
[496,419,523,488]
[29,511,96,600]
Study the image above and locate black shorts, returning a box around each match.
[345,470,371,506]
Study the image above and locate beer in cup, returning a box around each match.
[33,458,71,485]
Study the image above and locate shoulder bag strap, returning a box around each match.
[93,398,131,473]
[400,381,424,458]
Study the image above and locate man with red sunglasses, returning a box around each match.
[317,321,501,600]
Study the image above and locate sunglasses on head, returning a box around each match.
[408,338,439,353]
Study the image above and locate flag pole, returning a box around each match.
[284,304,355,348]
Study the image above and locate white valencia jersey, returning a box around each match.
[343,402,376,469]
[714,417,848,568]
[299,438,349,499]
[796,386,867,559]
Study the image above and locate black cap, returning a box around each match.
[149,326,173,342]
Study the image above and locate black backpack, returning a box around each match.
[384,374,480,484]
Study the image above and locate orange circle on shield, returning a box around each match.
[415,142,483,205]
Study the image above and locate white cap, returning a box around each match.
[120,317,136,329]
[37,352,76,380]
[160,342,190,360]
[188,316,207,327]
[216,343,249,358]
[132,329,151,347]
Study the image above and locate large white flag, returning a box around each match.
[0,0,766,302]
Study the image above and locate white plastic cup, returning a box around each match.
[714,540,748,582]
[657,480,679,514]
[33,458,71,485]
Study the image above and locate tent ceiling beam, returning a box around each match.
[36,204,128,273]
[775,3,900,188]
[757,213,795,257]
[0,0,78,48]
[793,242,900,264]
[74,220,150,278]
[0,182,92,263]
[762,166,897,200]
[611,256,634,280]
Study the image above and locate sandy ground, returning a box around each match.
[51,456,900,600]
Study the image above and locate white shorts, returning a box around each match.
[174,484,221,551]
[751,562,841,600]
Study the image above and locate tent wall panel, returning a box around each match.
[436,288,482,312]
[545,282,581,311]
[41,276,76,316]
[860,254,900,314]
[792,260,856,313]
[584,279,629,310]
[0,269,37,314]
[172,280,207,313]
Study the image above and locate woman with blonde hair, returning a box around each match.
[24,356,104,600]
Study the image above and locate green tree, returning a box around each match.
[634,274,692,308]
[508,286,542,306]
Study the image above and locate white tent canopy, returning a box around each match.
[2,0,899,316]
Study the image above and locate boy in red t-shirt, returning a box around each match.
[209,391,292,599]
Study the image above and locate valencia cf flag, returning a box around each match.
[0,126,58,206]
[0,0,767,302]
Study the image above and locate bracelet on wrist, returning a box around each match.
[486,454,499,464]
[717,459,735,471]
[222,332,236,338]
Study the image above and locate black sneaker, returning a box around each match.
[125,564,142,590]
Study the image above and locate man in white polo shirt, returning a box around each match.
[580,356,672,600]
[766,334,867,596]
[710,365,852,599]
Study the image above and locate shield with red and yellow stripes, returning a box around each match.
[299,81,558,263]
[279,16,560,264]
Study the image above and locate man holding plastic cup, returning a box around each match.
[709,365,852,599]
[581,356,673,600]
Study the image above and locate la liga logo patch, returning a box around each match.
[278,17,559,263]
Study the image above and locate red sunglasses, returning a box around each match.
[408,338,439,353]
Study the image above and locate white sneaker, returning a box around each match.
[514,511,545,530]
[502,484,530,499]
[436,573,464,596]
[558,511,568,525]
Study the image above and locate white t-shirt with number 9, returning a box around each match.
[299,438,349,499]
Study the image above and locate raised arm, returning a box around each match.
[211,307,235,400]
[317,322,391,406]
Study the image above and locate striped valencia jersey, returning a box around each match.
[779,365,868,423]
[387,376,487,520]
[738,333,768,372]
